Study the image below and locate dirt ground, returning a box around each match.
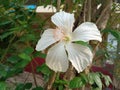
[6,71,44,90]
[6,71,120,90]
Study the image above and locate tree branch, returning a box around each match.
[96,0,112,30]
[57,0,61,11]
[86,0,91,21]
[46,72,57,90]
[83,0,88,22]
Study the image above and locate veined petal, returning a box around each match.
[36,29,59,51]
[46,42,68,72]
[72,22,102,42]
[66,43,93,73]
[51,11,75,33]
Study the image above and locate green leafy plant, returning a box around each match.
[0,0,119,90]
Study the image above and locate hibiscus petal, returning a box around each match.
[36,29,59,51]
[46,42,68,72]
[65,43,93,73]
[72,22,102,42]
[51,11,75,33]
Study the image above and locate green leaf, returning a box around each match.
[102,29,120,40]
[34,52,46,59]
[24,83,32,89]
[19,34,36,41]
[32,86,44,90]
[0,64,8,77]
[69,77,85,88]
[0,82,7,90]
[74,41,92,49]
[15,60,30,68]
[23,47,34,55]
[0,64,21,78]
[92,73,102,89]
[9,27,22,31]
[18,53,31,61]
[104,76,112,87]
[88,73,94,85]
[0,21,12,26]
[0,31,14,40]
[5,67,20,78]
[102,74,112,87]
[14,15,24,19]
[36,64,51,75]
[39,52,46,59]
[15,83,24,90]
[7,55,21,64]
[74,41,88,46]
[80,73,88,83]
[58,85,64,90]
[88,73,102,89]
[55,80,68,85]
[15,83,32,90]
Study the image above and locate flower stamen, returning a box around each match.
[63,35,71,42]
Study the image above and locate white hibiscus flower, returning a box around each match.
[36,11,102,73]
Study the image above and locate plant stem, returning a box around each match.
[46,71,57,90]
[82,86,85,90]
[63,63,75,90]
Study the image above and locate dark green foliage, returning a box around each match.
[0,0,47,89]
[37,64,51,76]
[69,72,112,90]
[15,83,32,90]
[0,82,7,90]
[37,64,51,81]
[69,77,86,88]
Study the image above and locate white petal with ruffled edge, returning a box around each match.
[36,29,59,51]
[72,22,102,42]
[51,11,75,33]
[46,42,68,72]
[65,43,93,73]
